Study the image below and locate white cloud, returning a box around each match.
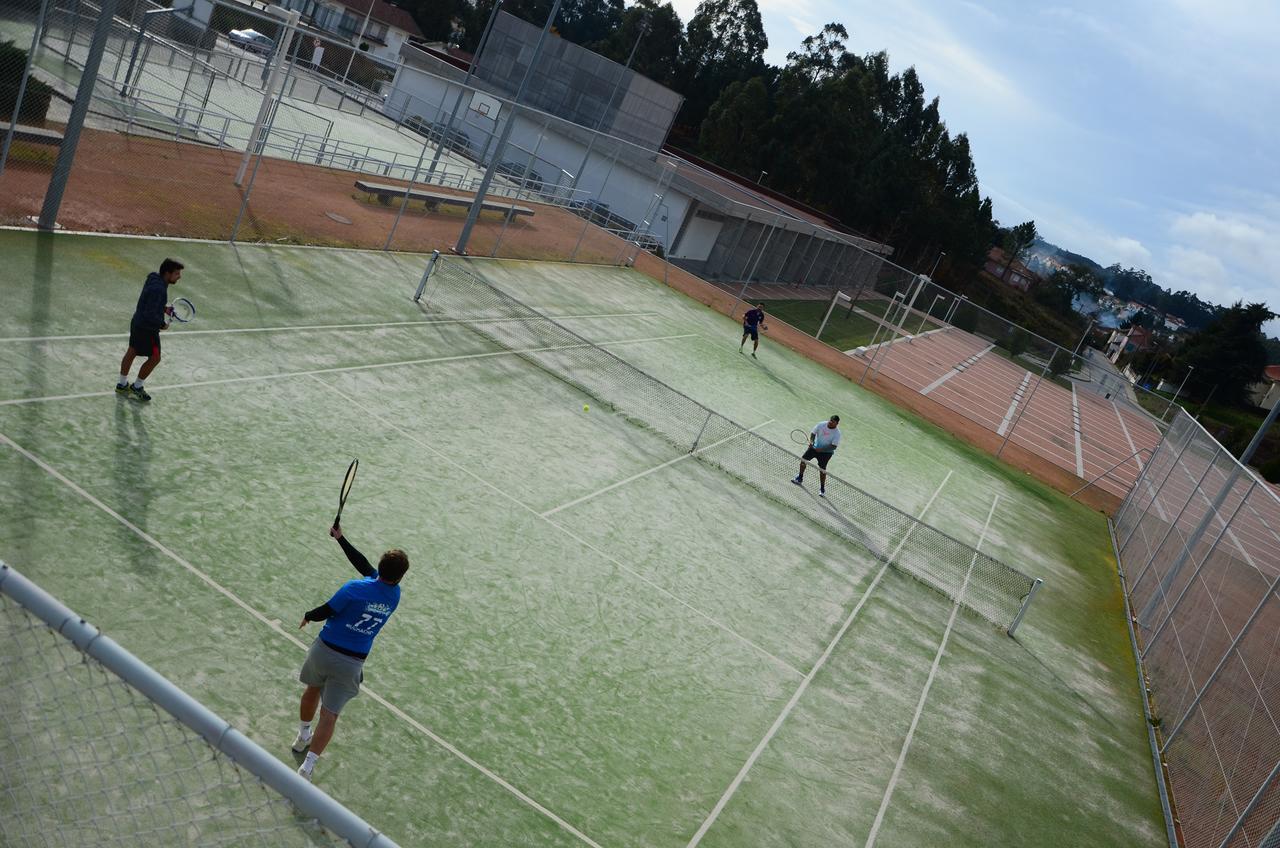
[1105,236,1152,267]
[1169,212,1275,268]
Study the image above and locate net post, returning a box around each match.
[690,410,714,453]
[1007,577,1042,637]
[413,250,441,303]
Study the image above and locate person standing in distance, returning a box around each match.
[116,258,183,402]
[791,415,841,497]
[739,304,768,357]
[293,525,409,781]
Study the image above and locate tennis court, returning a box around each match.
[1,229,1165,846]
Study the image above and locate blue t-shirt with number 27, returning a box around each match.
[319,575,400,655]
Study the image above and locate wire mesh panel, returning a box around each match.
[0,562,398,848]
[1113,411,1280,848]
[420,257,1041,632]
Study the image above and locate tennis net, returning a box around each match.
[420,258,1042,633]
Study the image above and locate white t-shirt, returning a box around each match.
[811,422,842,451]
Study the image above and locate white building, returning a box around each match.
[276,0,423,64]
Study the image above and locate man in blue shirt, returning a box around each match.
[293,525,409,781]
[739,304,768,357]
[116,258,183,402]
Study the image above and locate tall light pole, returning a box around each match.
[928,250,945,279]
[1165,366,1194,420]
[568,11,649,192]
[339,0,376,87]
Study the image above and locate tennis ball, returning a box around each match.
[583,404,590,412]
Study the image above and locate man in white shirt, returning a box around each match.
[791,415,841,496]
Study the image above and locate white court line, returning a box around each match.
[541,420,775,517]
[864,493,999,848]
[685,470,954,848]
[0,429,605,848]
[996,373,1032,437]
[920,344,993,396]
[0,312,661,344]
[1113,401,1144,472]
[1071,384,1085,478]
[0,333,698,407]
[310,376,805,679]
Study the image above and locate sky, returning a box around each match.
[667,0,1280,334]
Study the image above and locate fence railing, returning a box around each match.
[1112,409,1280,848]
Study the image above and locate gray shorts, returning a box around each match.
[299,639,365,715]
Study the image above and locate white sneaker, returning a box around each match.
[297,760,314,782]
[291,731,312,753]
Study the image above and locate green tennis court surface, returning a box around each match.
[0,230,1164,847]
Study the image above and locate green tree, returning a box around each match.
[590,0,685,86]
[676,0,768,129]
[999,221,1037,282]
[698,76,771,174]
[1173,302,1277,404]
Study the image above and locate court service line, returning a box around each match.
[0,311,661,344]
[0,333,698,407]
[685,470,954,848]
[310,376,805,679]
[540,421,775,518]
[0,430,605,848]
[864,493,999,848]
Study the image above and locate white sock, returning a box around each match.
[132,379,145,389]
[117,375,129,387]
[303,751,319,768]
[299,721,312,738]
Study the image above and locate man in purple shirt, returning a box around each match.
[292,525,409,781]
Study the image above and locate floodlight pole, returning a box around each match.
[454,0,564,256]
[339,0,376,88]
[928,250,945,279]
[0,0,52,178]
[422,0,502,185]
[39,0,120,230]
[235,8,300,186]
[1164,366,1194,420]
[569,12,649,193]
[120,4,191,98]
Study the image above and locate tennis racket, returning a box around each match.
[791,429,811,447]
[333,458,358,529]
[164,297,195,326]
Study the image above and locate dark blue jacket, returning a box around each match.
[131,272,168,332]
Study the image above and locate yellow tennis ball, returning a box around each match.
[583,404,590,412]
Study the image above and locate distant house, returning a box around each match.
[277,0,423,64]
[1248,365,1280,410]
[984,247,1039,292]
[1106,325,1154,362]
[1162,314,1188,333]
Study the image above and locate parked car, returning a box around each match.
[228,29,274,55]
[403,117,471,155]
[493,161,544,191]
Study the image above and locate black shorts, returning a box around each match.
[802,447,834,468]
[742,325,759,341]
[128,325,160,358]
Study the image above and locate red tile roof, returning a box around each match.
[330,0,422,38]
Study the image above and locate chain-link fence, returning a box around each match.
[0,561,400,847]
[1113,409,1280,848]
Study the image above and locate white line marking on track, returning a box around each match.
[0,333,698,407]
[920,344,993,395]
[541,420,775,517]
[685,470,954,848]
[1113,401,1144,471]
[1071,384,1085,478]
[864,493,999,848]
[996,373,1032,437]
[0,312,661,344]
[310,376,805,678]
[0,429,606,848]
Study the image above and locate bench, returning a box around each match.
[354,180,535,223]
[1,122,64,148]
